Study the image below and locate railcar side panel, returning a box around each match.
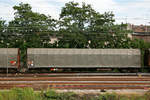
[0,48,19,68]
[27,48,141,68]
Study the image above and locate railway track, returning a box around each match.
[0,73,150,77]
[0,76,150,90]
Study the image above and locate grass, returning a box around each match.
[0,88,150,100]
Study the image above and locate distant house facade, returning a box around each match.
[132,33,150,42]
[127,24,150,42]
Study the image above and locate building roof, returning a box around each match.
[128,24,150,35]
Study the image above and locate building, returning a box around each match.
[127,24,150,42]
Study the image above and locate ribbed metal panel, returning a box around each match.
[27,48,141,68]
[0,48,19,68]
[27,48,140,55]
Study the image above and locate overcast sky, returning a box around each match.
[0,0,150,25]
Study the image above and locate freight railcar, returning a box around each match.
[0,48,20,71]
[27,48,141,71]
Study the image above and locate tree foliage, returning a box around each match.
[0,19,7,47]
[5,3,57,49]
[58,33,88,48]
[9,3,56,35]
[59,1,115,34]
[0,2,149,49]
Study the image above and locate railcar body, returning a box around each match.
[27,48,141,68]
[0,48,20,69]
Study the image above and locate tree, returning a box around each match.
[7,3,57,48]
[0,19,7,47]
[88,23,133,48]
[59,1,115,34]
[58,1,131,48]
[88,12,115,33]
[0,19,5,33]
[58,33,87,48]
[9,3,56,35]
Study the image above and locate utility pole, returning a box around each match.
[6,34,8,77]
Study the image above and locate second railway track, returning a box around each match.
[0,75,150,90]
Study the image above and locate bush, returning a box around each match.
[99,93,118,100]
[0,88,150,100]
[0,88,42,100]
[43,88,58,99]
